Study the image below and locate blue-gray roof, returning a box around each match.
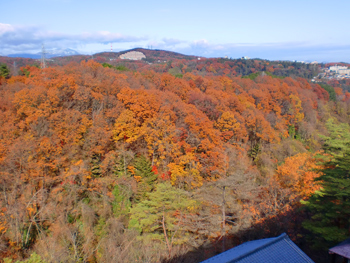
[201,233,314,263]
[329,237,350,259]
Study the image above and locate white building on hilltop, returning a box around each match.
[119,51,146,60]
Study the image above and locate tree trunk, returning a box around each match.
[162,212,172,257]
[222,186,226,252]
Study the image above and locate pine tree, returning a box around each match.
[90,154,102,178]
[128,183,196,255]
[114,149,134,178]
[112,184,132,217]
[320,119,350,157]
[302,119,350,249]
[0,64,10,79]
[133,155,157,185]
[133,155,158,201]
[114,156,129,178]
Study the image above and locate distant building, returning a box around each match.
[201,233,314,263]
[242,56,250,60]
[329,66,350,75]
[338,69,350,75]
[119,51,146,60]
[330,65,348,72]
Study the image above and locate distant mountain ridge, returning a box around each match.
[46,48,80,57]
[7,48,80,59]
[7,53,41,59]
[6,47,196,60]
[93,48,198,61]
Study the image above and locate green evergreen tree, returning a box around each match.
[112,184,132,217]
[102,62,113,68]
[114,149,134,178]
[129,183,196,253]
[133,155,157,201]
[302,119,350,249]
[90,154,102,178]
[320,119,350,158]
[0,63,10,79]
[133,155,157,183]
[320,84,336,102]
[114,156,129,178]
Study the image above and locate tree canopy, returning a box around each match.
[302,120,350,249]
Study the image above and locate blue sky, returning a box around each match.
[1,0,350,62]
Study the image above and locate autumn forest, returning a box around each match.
[0,55,350,262]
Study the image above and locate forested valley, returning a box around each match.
[0,58,349,262]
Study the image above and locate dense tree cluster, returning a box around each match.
[0,60,349,262]
[302,120,350,249]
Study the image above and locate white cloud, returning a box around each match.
[0,23,147,54]
[2,23,350,62]
[0,23,14,35]
[191,39,209,48]
[162,38,185,46]
[159,39,350,62]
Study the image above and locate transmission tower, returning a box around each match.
[41,44,47,69]
[13,61,17,76]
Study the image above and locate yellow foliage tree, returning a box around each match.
[113,109,141,144]
[168,152,203,188]
[275,152,322,198]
